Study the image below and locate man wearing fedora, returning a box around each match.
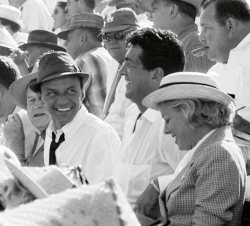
[0,5,28,45]
[150,0,214,73]
[66,0,95,19]
[13,29,66,75]
[29,51,120,184]
[102,8,139,138]
[4,73,51,166]
[58,13,115,119]
[112,28,186,207]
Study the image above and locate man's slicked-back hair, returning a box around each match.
[0,56,20,89]
[126,28,185,76]
[201,0,250,25]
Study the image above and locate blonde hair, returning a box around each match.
[165,99,235,128]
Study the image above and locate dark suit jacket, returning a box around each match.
[160,126,246,226]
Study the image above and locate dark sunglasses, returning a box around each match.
[101,30,134,42]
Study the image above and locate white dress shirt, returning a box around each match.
[112,104,187,206]
[44,105,121,184]
[20,0,53,32]
[104,77,133,139]
[208,31,250,121]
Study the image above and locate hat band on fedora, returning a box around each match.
[159,82,217,89]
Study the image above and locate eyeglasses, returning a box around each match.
[101,30,134,42]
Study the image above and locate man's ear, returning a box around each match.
[226,17,237,36]
[169,4,178,19]
[151,67,164,85]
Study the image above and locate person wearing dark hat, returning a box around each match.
[29,51,120,184]
[102,8,139,138]
[66,0,95,18]
[4,73,51,166]
[58,13,115,119]
[0,5,28,46]
[16,30,66,74]
[150,0,214,73]
[136,72,246,226]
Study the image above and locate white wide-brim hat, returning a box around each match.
[142,72,235,110]
[4,159,75,199]
[0,5,23,28]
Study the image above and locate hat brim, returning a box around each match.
[142,84,235,110]
[57,29,71,40]
[102,24,136,33]
[29,72,89,93]
[8,73,37,110]
[19,42,66,52]
[4,159,48,199]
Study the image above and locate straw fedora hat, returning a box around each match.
[19,30,66,52]
[29,51,89,92]
[57,13,104,40]
[9,73,37,110]
[142,72,235,110]
[0,179,141,226]
[4,159,79,199]
[0,5,23,28]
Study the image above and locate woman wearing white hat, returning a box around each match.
[137,72,246,225]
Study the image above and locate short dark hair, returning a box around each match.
[201,0,250,25]
[0,56,20,89]
[0,18,20,33]
[126,28,185,75]
[160,0,197,20]
[85,0,95,9]
[57,1,67,11]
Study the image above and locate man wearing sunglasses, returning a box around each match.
[102,8,139,138]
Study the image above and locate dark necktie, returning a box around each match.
[49,132,65,165]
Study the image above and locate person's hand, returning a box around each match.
[2,114,25,160]
[134,181,161,220]
[10,49,27,66]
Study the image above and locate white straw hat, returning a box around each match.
[0,179,141,226]
[4,159,76,199]
[142,72,235,110]
[0,5,22,28]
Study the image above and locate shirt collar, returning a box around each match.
[231,31,250,52]
[133,105,160,123]
[178,24,198,40]
[47,105,88,140]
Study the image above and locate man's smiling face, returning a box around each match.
[41,76,83,130]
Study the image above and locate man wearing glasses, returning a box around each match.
[58,13,115,119]
[102,8,139,138]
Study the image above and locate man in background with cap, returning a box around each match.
[0,5,28,45]
[58,13,115,118]
[150,0,214,72]
[102,8,139,138]
[108,0,153,28]
[9,0,53,32]
[66,0,95,18]
[112,28,186,207]
[30,51,120,183]
[13,29,66,76]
